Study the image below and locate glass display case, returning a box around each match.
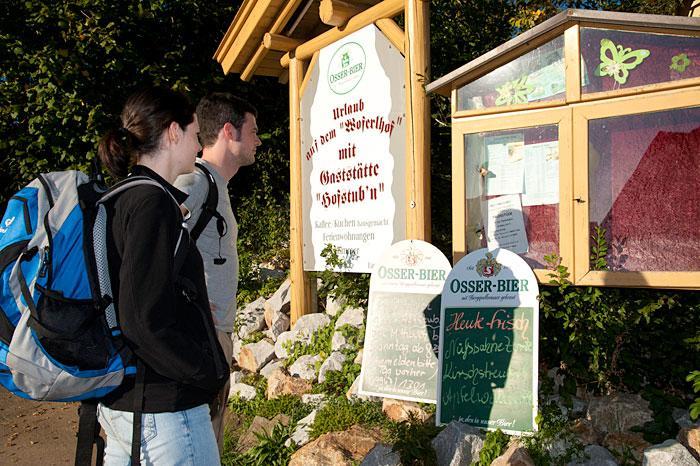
[429,9,700,288]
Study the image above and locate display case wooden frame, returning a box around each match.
[572,87,700,289]
[452,107,573,283]
[429,9,700,289]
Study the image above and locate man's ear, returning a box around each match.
[224,121,241,142]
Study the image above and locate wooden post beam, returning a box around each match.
[319,0,363,26]
[288,57,314,325]
[264,33,303,51]
[281,0,403,67]
[375,18,404,54]
[240,44,267,82]
[404,0,431,240]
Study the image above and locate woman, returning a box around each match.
[97,86,228,465]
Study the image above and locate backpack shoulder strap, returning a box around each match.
[189,161,220,242]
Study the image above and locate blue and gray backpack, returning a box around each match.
[0,170,187,466]
[0,170,177,402]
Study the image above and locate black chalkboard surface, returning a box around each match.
[440,306,535,432]
[359,240,451,403]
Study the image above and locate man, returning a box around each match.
[174,93,261,453]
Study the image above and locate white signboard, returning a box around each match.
[359,240,452,403]
[437,248,539,435]
[300,25,406,272]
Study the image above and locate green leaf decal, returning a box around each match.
[495,75,534,106]
[670,53,691,73]
[595,38,650,85]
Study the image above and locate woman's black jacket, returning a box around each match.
[100,165,228,413]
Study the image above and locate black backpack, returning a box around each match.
[190,162,227,261]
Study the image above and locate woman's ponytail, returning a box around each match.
[98,127,135,178]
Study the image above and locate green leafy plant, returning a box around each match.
[688,370,700,420]
[388,414,442,466]
[630,386,684,444]
[539,238,699,394]
[310,397,388,439]
[314,361,362,396]
[522,402,583,466]
[589,225,609,271]
[241,331,266,346]
[474,429,510,465]
[245,423,296,466]
[283,313,339,368]
[314,244,370,308]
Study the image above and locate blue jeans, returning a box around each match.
[97,403,221,466]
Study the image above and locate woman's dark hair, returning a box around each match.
[98,86,195,177]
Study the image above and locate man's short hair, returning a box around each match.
[196,93,258,147]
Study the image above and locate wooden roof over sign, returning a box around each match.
[215,0,382,82]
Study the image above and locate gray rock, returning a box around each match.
[331,330,353,352]
[230,371,245,385]
[360,443,401,466]
[302,393,327,406]
[587,393,654,434]
[237,297,266,339]
[335,306,365,329]
[274,330,300,359]
[547,367,565,393]
[238,340,275,372]
[318,351,346,383]
[568,445,618,465]
[232,333,242,364]
[260,359,285,379]
[643,439,699,466]
[264,278,291,317]
[289,354,322,381]
[325,294,345,317]
[674,408,694,429]
[268,311,290,340]
[431,421,484,466]
[285,410,317,448]
[228,383,257,401]
[294,313,331,338]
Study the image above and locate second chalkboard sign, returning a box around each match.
[359,240,451,403]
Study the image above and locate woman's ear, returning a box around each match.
[167,121,182,145]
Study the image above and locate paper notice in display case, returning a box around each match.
[522,141,559,206]
[483,194,529,254]
[484,134,525,196]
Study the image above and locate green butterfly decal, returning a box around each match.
[495,75,534,106]
[595,38,650,85]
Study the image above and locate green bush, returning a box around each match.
[687,370,700,420]
[314,244,370,308]
[474,429,510,465]
[522,402,583,466]
[283,313,339,368]
[539,231,700,395]
[310,397,389,439]
[388,414,442,466]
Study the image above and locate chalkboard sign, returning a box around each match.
[359,240,451,403]
[437,248,539,435]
